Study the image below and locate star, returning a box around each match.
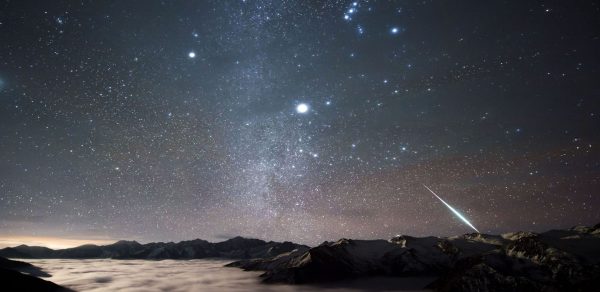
[296,103,309,114]
[357,25,364,35]
[188,51,196,58]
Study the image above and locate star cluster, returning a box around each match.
[0,0,599,245]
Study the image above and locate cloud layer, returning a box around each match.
[27,259,430,291]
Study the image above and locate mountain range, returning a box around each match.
[2,224,600,291]
[227,224,600,291]
[0,236,308,260]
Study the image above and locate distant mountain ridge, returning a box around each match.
[0,236,309,260]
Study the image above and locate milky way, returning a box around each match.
[0,1,599,246]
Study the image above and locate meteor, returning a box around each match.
[422,184,480,233]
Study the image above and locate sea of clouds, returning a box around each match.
[26,258,431,291]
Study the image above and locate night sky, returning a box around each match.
[0,0,599,247]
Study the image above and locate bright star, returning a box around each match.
[296,103,309,114]
[188,51,196,58]
[391,27,399,34]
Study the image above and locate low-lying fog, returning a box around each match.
[25,259,432,291]
[28,259,267,291]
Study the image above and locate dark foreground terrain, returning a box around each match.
[0,256,72,291]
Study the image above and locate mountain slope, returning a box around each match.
[0,257,72,292]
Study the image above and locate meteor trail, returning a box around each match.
[423,184,480,233]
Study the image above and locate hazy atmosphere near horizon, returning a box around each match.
[0,0,599,248]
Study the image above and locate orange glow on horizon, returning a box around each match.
[0,235,118,249]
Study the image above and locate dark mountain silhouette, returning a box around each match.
[227,224,600,291]
[0,237,308,260]
[0,245,54,259]
[0,256,72,291]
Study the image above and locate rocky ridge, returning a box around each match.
[227,224,600,291]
